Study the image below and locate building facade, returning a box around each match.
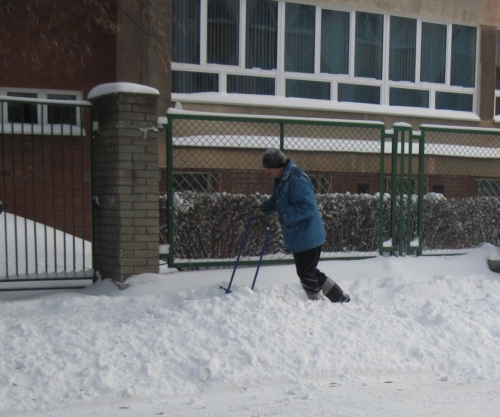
[2,0,500,203]
[171,0,500,128]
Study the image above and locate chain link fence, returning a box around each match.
[421,125,500,253]
[162,112,385,268]
[161,112,500,267]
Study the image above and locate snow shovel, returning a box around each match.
[251,225,273,290]
[220,219,273,294]
[220,217,254,294]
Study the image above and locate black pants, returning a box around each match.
[293,245,328,295]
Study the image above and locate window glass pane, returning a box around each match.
[321,9,350,75]
[285,79,330,100]
[47,94,77,125]
[451,25,476,87]
[389,88,429,108]
[338,84,380,104]
[496,31,500,89]
[207,0,240,65]
[172,0,200,64]
[285,3,315,73]
[355,12,383,79]
[172,71,219,93]
[389,16,416,82]
[496,97,500,116]
[436,91,473,111]
[420,23,446,84]
[7,92,38,124]
[227,75,275,95]
[246,0,278,70]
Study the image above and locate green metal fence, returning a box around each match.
[420,124,500,254]
[164,110,386,268]
[162,110,500,268]
[0,95,94,289]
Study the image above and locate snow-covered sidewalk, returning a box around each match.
[1,244,500,416]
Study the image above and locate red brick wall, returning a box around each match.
[0,1,117,97]
[0,131,92,241]
[160,168,487,199]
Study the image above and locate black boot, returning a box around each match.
[321,278,350,303]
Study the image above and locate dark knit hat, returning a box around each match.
[262,148,287,168]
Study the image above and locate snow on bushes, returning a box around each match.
[159,192,500,259]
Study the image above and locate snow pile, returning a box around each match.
[1,245,500,414]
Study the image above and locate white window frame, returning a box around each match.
[172,0,480,121]
[0,87,87,135]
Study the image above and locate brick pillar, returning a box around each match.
[89,83,160,281]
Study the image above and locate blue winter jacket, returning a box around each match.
[260,159,325,253]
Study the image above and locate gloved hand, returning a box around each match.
[270,213,282,227]
[253,207,266,219]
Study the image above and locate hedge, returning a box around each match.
[159,192,500,259]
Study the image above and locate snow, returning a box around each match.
[0,213,92,278]
[171,92,481,122]
[87,82,160,100]
[167,107,386,126]
[2,236,500,415]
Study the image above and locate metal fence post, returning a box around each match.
[166,115,175,268]
[416,130,425,255]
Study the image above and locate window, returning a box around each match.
[355,12,384,80]
[173,172,214,192]
[310,175,330,194]
[321,9,350,75]
[477,179,500,197]
[228,75,275,95]
[285,3,315,74]
[171,0,479,114]
[7,92,38,123]
[421,23,446,84]
[173,0,201,64]
[207,0,240,65]
[0,88,84,134]
[172,71,219,93]
[389,17,416,82]
[286,79,330,100]
[357,183,370,194]
[450,25,476,88]
[432,184,444,194]
[246,0,278,70]
[386,177,417,195]
[390,88,429,107]
[47,94,78,125]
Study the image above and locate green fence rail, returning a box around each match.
[162,110,500,269]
